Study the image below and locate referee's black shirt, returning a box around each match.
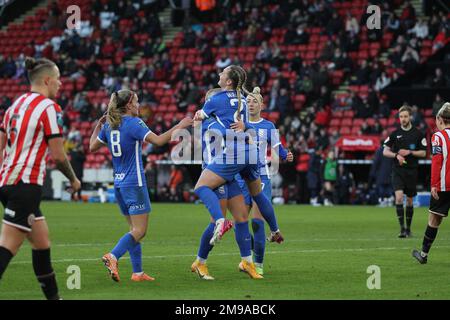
[383,126,427,169]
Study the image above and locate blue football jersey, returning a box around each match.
[201,118,223,169]
[249,118,287,176]
[98,116,151,187]
[201,90,255,159]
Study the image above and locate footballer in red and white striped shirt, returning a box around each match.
[0,92,63,186]
[413,102,450,265]
[0,57,80,300]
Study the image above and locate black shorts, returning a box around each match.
[0,182,44,232]
[429,192,450,217]
[392,168,418,197]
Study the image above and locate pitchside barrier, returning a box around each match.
[45,160,432,206]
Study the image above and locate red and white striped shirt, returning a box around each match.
[0,92,63,186]
[431,128,450,191]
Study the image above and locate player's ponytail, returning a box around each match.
[228,65,248,121]
[107,90,135,129]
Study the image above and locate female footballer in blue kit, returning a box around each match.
[235,87,294,275]
[89,89,192,282]
[193,65,282,278]
[191,88,262,280]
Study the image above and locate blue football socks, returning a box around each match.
[252,192,278,232]
[129,242,142,273]
[197,223,215,261]
[111,233,136,260]
[234,221,252,258]
[251,218,266,264]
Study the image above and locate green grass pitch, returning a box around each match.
[1,202,449,300]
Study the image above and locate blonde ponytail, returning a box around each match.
[107,90,135,129]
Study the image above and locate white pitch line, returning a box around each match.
[10,245,450,265]
[47,238,450,247]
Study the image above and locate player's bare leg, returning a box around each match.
[0,223,27,281]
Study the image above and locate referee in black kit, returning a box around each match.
[383,105,427,238]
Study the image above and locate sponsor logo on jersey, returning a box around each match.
[396,135,402,139]
[409,144,416,150]
[5,208,15,218]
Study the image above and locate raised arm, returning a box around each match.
[145,117,193,146]
[89,115,107,153]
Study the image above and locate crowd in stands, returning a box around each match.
[0,0,449,204]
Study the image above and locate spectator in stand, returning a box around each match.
[360,120,373,135]
[411,105,425,128]
[292,24,310,45]
[401,46,420,74]
[215,52,231,70]
[345,12,359,37]
[372,120,383,135]
[0,96,11,111]
[99,5,115,30]
[183,28,197,48]
[375,72,391,92]
[326,12,343,36]
[276,88,292,117]
[389,44,404,68]
[427,67,446,87]
[268,79,280,111]
[432,93,444,116]
[295,74,313,95]
[386,12,401,35]
[316,127,329,150]
[400,0,416,30]
[408,18,429,39]
[57,92,69,110]
[329,129,340,148]
[255,41,272,63]
[351,60,370,85]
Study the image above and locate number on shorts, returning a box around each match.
[110,130,122,157]
[261,182,265,190]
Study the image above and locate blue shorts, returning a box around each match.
[214,180,242,200]
[236,174,272,206]
[115,186,151,215]
[207,161,260,183]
